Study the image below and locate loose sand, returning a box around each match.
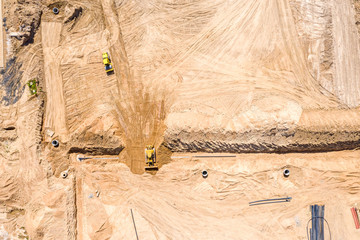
[74,151,360,239]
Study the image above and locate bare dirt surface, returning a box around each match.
[74,151,360,239]
[0,0,359,239]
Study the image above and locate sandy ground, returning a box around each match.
[0,0,360,239]
[42,21,69,141]
[72,151,360,240]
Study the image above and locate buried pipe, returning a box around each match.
[283,169,290,178]
[202,170,208,178]
[53,7,59,15]
[51,140,59,147]
[61,171,68,179]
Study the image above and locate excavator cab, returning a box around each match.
[145,145,158,171]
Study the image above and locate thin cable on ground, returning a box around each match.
[249,197,292,205]
[306,216,331,240]
[130,209,139,240]
[249,200,291,206]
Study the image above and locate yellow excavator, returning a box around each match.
[102,52,114,73]
[145,145,158,170]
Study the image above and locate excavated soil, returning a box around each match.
[0,0,360,239]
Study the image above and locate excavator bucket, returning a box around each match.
[145,165,158,171]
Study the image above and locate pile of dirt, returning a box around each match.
[164,109,360,153]
[3,0,42,48]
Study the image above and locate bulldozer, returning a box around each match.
[102,52,114,73]
[145,145,158,171]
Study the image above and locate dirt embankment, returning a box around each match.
[164,109,360,153]
[162,0,360,153]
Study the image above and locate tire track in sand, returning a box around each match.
[41,21,69,142]
[101,0,168,174]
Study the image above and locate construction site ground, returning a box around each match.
[0,0,360,239]
[70,151,360,239]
